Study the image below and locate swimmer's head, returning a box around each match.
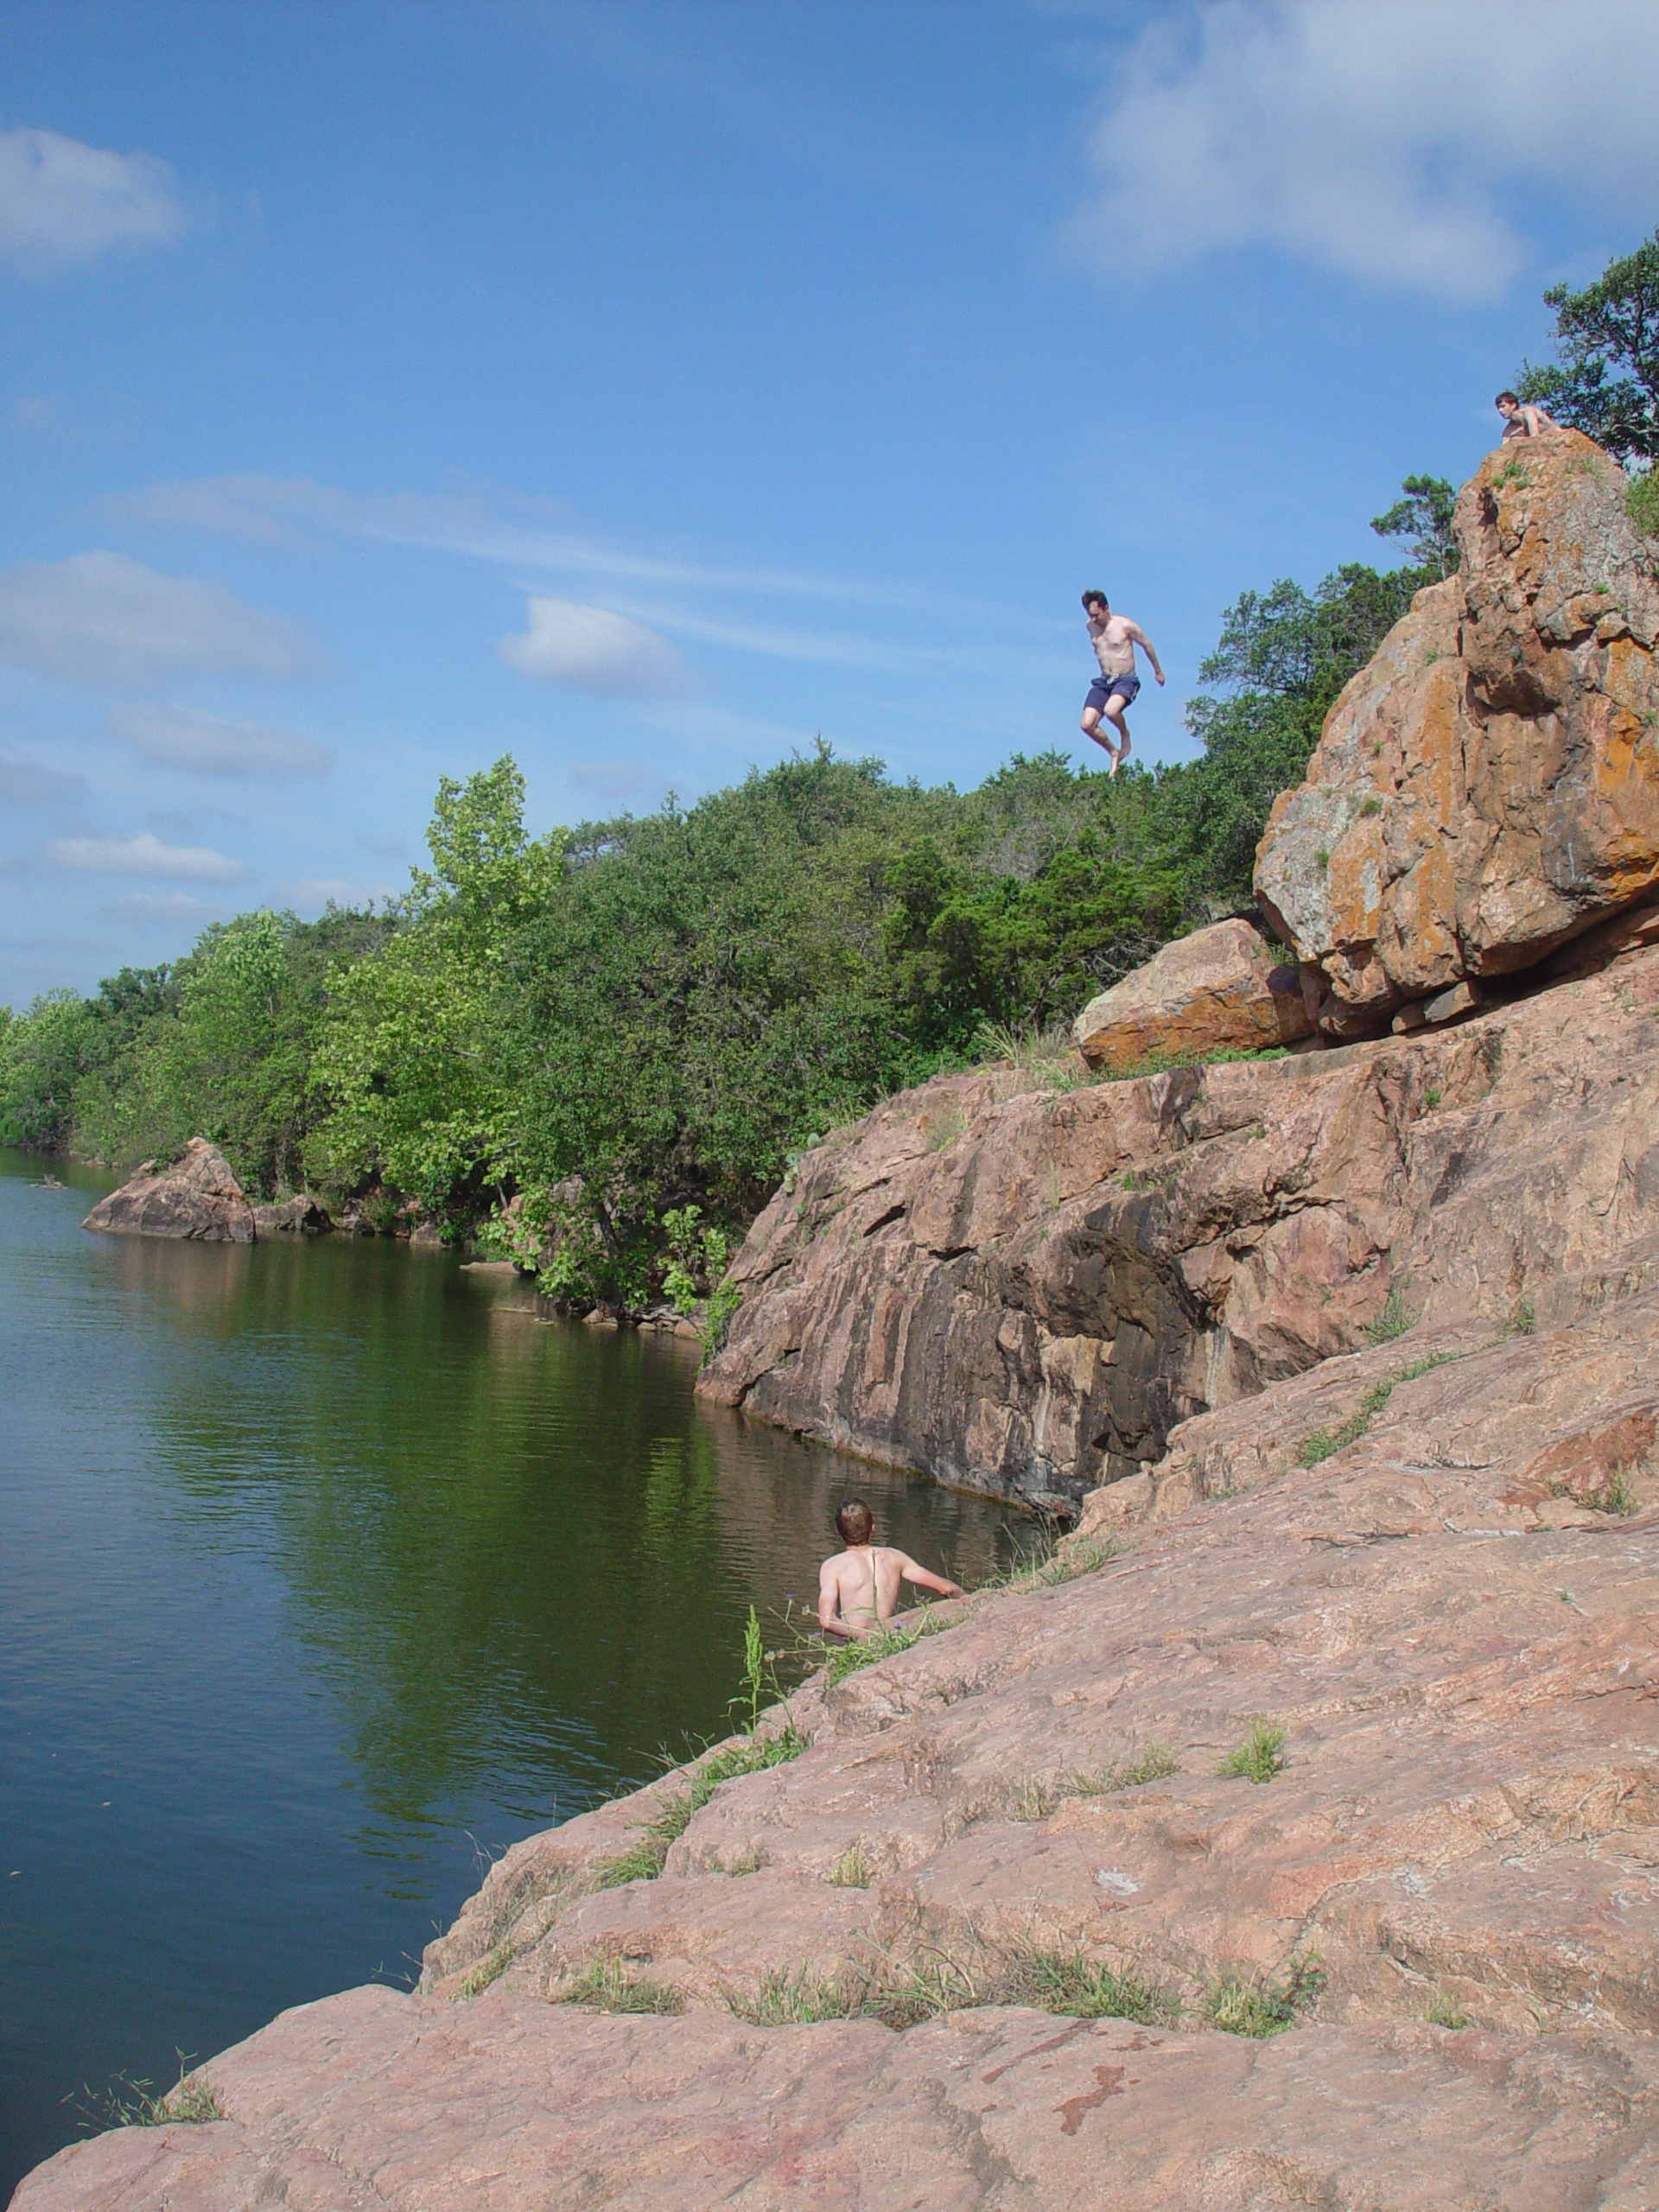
[836,1498,874,1546]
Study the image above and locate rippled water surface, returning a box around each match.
[0,1150,1023,2190]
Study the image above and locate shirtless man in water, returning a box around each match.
[817,1498,963,1641]
[1081,589,1165,776]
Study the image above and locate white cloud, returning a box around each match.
[100,891,217,923]
[0,747,85,805]
[499,598,690,695]
[0,126,193,272]
[1074,0,1659,298]
[0,551,321,687]
[111,703,333,778]
[45,830,248,883]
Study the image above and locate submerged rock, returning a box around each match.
[1073,914,1313,1072]
[80,1138,255,1245]
[1255,430,1659,1033]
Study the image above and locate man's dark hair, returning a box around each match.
[1082,588,1109,612]
[836,1498,874,1545]
[1495,391,1519,407]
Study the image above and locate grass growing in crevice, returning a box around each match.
[1218,1717,1287,1784]
[1585,1464,1637,1516]
[827,1842,869,1888]
[458,1941,517,1998]
[594,1724,811,1889]
[1427,1990,1470,2029]
[1014,1742,1179,1821]
[556,1956,684,2015]
[1207,1955,1325,2037]
[998,1946,1178,2026]
[1296,1349,1459,1466]
[1363,1284,1414,1344]
[823,1609,949,1687]
[723,1942,1179,2033]
[79,2061,225,2129]
[724,1964,869,2025]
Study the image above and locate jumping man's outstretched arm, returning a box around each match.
[1124,620,1166,685]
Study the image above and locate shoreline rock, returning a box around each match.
[79,1139,256,1245]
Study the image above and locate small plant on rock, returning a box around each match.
[1506,1294,1536,1336]
[1207,1955,1325,2037]
[827,1842,869,1888]
[1427,1991,1470,2029]
[1000,1946,1177,2027]
[558,1956,683,2014]
[1364,1283,1414,1344]
[1219,1717,1287,1784]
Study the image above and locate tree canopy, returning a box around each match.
[1516,228,1659,468]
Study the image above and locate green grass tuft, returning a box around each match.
[1588,1464,1637,1516]
[1628,470,1659,538]
[595,1724,810,1887]
[1427,1991,1470,2029]
[724,1964,867,2025]
[1218,1717,1287,1784]
[458,1941,516,1998]
[1363,1284,1414,1344]
[824,1611,950,1686]
[827,1842,869,1888]
[1000,1946,1178,2026]
[1207,1955,1325,2037]
[558,1957,683,2014]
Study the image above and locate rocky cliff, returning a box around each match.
[699,945,1659,1515]
[1256,429,1659,1035]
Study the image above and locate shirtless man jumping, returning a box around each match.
[817,1499,963,1642]
[1081,589,1165,776]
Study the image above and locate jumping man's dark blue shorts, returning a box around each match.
[1085,671,1140,714]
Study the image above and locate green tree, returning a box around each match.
[307,757,561,1211]
[1516,229,1659,467]
[1370,475,1458,578]
[0,988,96,1148]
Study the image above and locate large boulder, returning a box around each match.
[1255,429,1659,1033]
[81,1138,256,1244]
[1073,915,1313,1072]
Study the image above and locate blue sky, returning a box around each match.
[2,0,1656,1005]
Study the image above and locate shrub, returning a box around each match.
[1218,1718,1287,1784]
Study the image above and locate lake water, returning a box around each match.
[0,1149,1023,2193]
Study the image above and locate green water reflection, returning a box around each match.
[0,1154,1021,2189]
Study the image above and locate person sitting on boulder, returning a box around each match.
[817,1498,963,1641]
[1080,588,1166,777]
[1496,390,1559,441]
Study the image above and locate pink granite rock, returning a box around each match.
[1072,915,1313,1073]
[80,1139,255,1245]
